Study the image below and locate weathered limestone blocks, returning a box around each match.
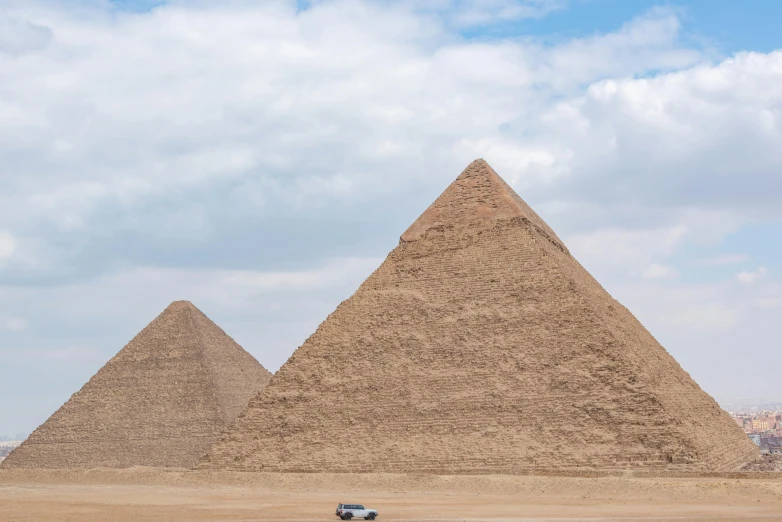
[201,159,756,473]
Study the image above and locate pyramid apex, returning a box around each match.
[401,160,567,252]
[165,300,198,312]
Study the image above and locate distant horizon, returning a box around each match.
[0,435,26,443]
[719,399,782,411]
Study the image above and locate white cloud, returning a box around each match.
[0,232,16,260]
[545,50,782,218]
[566,225,687,277]
[0,256,382,376]
[0,2,710,246]
[438,0,565,27]
[216,257,382,293]
[94,257,384,309]
[642,263,678,280]
[664,302,738,333]
[42,346,102,362]
[694,253,750,267]
[610,280,740,335]
[754,297,781,309]
[543,7,701,89]
[2,317,27,332]
[736,266,768,284]
[0,14,52,57]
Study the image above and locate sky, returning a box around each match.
[0,0,780,438]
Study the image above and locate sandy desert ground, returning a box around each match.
[1,469,782,521]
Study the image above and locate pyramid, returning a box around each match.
[201,160,757,473]
[2,301,272,469]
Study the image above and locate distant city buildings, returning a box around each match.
[0,441,22,462]
[729,410,782,454]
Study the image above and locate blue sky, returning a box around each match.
[471,1,782,52]
[111,0,782,54]
[0,0,780,438]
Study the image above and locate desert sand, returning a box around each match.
[2,469,781,521]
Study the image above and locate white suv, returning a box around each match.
[335,503,378,520]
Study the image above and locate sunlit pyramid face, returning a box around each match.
[199,160,757,474]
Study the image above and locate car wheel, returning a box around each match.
[368,514,376,520]
[345,514,353,520]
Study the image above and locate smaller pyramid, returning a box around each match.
[2,301,271,469]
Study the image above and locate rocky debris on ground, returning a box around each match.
[740,454,782,472]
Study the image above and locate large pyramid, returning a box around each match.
[2,301,271,469]
[201,160,757,473]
